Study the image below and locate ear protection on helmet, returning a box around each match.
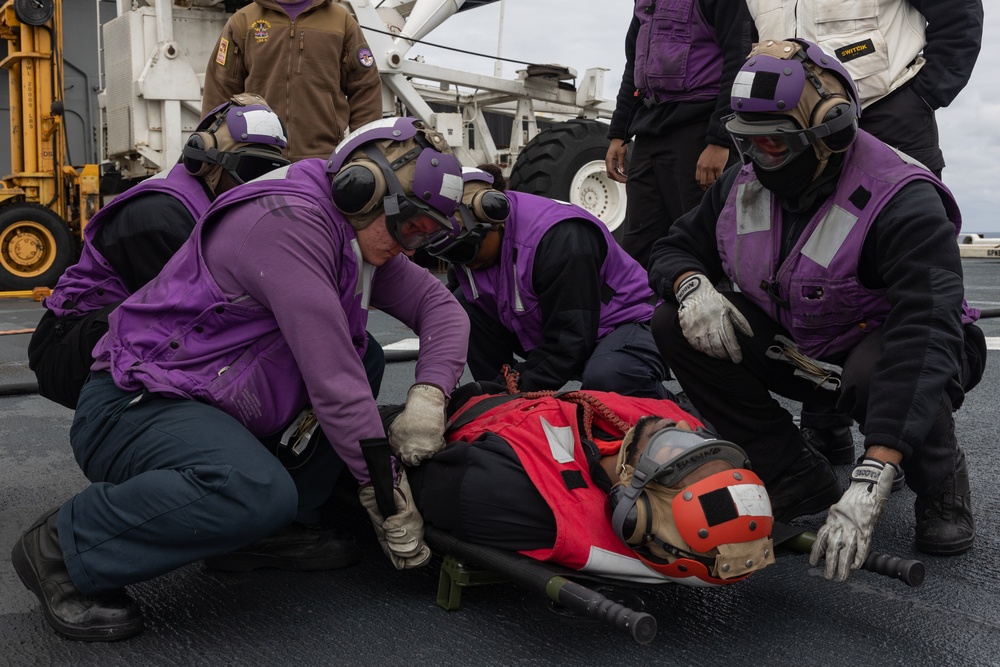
[182,104,230,177]
[330,157,389,215]
[813,97,857,152]
[183,132,219,177]
[468,188,511,225]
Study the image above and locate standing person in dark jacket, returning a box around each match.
[647,40,986,579]
[203,0,383,162]
[605,0,753,269]
[745,0,984,464]
[428,169,671,399]
[27,94,290,409]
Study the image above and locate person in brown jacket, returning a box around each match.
[203,0,383,162]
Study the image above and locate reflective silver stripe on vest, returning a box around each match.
[736,180,772,234]
[801,205,859,269]
[461,265,480,300]
[350,238,375,310]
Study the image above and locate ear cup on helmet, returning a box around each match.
[182,132,218,177]
[469,189,511,225]
[811,96,857,152]
[331,160,388,215]
[609,486,651,546]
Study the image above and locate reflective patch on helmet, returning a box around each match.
[727,483,772,517]
[358,47,375,68]
[440,172,464,205]
[215,38,229,66]
[733,69,780,102]
[239,108,288,145]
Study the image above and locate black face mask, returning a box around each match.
[754,149,844,212]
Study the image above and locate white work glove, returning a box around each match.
[675,273,754,363]
[358,469,432,570]
[809,457,898,582]
[388,384,447,466]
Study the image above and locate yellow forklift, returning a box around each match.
[0,0,99,295]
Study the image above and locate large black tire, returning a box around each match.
[508,119,626,238]
[0,202,76,291]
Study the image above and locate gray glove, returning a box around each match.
[388,384,447,466]
[358,469,432,570]
[675,273,754,363]
[809,457,897,582]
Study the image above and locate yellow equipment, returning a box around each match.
[0,0,99,292]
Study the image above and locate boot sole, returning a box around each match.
[204,550,361,572]
[11,536,143,642]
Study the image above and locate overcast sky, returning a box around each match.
[403,0,999,234]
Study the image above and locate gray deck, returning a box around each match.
[1,259,998,666]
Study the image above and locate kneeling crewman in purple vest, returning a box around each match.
[12,117,470,641]
[645,40,986,581]
[28,94,290,410]
[427,167,672,400]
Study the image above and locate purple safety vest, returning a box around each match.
[453,192,656,352]
[716,131,978,359]
[45,164,211,318]
[633,0,724,104]
[93,160,369,437]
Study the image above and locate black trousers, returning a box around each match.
[860,81,944,176]
[622,119,737,269]
[651,293,985,493]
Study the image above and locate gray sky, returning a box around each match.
[406,0,999,234]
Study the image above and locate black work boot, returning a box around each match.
[204,522,361,572]
[800,425,856,466]
[11,508,143,641]
[914,449,975,556]
[767,440,844,523]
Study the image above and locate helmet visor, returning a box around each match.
[384,193,454,250]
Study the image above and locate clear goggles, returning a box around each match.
[727,116,816,171]
[629,427,749,490]
[383,193,454,251]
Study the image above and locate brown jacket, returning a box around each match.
[203,0,383,162]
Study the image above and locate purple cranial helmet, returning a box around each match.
[327,117,464,250]
[183,93,289,193]
[727,39,860,171]
[425,167,511,265]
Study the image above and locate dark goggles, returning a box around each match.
[216,147,290,184]
[424,205,488,264]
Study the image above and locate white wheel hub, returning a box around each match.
[568,160,627,233]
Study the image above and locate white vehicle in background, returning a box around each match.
[103,0,626,233]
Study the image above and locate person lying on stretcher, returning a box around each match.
[384,383,777,586]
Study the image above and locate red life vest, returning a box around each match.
[447,391,713,585]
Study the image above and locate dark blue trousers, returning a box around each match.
[59,334,386,594]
